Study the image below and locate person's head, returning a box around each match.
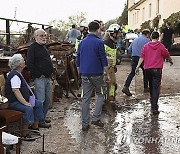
[142,29,151,38]
[107,24,121,40]
[121,23,125,28]
[166,22,171,27]
[72,24,76,28]
[8,54,25,70]
[135,28,141,34]
[94,20,105,31]
[80,21,88,32]
[151,31,159,40]
[34,29,47,44]
[88,21,100,34]
[99,21,105,31]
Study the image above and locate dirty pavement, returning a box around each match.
[11,56,180,154]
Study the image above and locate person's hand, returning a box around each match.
[104,75,110,84]
[25,102,32,107]
[135,67,139,75]
[169,61,173,66]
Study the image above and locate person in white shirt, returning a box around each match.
[5,54,44,140]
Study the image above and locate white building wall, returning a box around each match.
[128,0,180,30]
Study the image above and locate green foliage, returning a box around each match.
[141,20,151,30]
[152,15,160,28]
[160,11,180,34]
[117,3,128,25]
[67,12,87,28]
[105,19,118,30]
[48,12,87,40]
[50,28,66,40]
[49,20,68,31]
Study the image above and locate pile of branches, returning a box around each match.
[47,41,75,58]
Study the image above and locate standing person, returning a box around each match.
[122,23,130,34]
[75,21,89,50]
[94,20,105,39]
[5,54,44,138]
[65,24,81,44]
[27,29,53,128]
[136,31,173,114]
[76,21,110,131]
[122,29,151,96]
[160,22,175,53]
[78,21,89,39]
[99,21,105,39]
[25,23,34,43]
[104,24,121,101]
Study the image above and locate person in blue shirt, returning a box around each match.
[65,24,81,44]
[122,29,151,96]
[76,21,110,131]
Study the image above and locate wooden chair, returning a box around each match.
[0,74,23,131]
[0,125,22,154]
[0,110,23,131]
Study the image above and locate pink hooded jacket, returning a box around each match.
[141,41,170,69]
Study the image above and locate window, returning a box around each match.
[137,11,139,23]
[149,3,152,17]
[142,7,145,21]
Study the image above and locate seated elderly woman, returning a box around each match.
[5,54,44,139]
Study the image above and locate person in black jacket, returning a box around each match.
[160,22,175,53]
[27,29,53,128]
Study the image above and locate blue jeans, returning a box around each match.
[81,75,105,128]
[124,56,148,88]
[9,99,44,125]
[34,77,51,119]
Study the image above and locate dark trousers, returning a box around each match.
[146,68,162,110]
[163,43,172,53]
[124,56,148,88]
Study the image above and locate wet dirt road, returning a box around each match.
[64,96,180,154]
[64,56,180,154]
[19,56,180,154]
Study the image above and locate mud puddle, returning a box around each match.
[64,95,180,154]
[111,95,180,154]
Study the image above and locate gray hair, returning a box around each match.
[8,54,24,70]
[34,29,46,38]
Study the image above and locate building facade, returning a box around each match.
[128,0,180,30]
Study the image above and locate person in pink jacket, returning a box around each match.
[136,31,173,114]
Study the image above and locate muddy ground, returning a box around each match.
[10,56,180,154]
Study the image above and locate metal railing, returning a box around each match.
[0,17,52,45]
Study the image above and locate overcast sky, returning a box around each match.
[0,0,126,30]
